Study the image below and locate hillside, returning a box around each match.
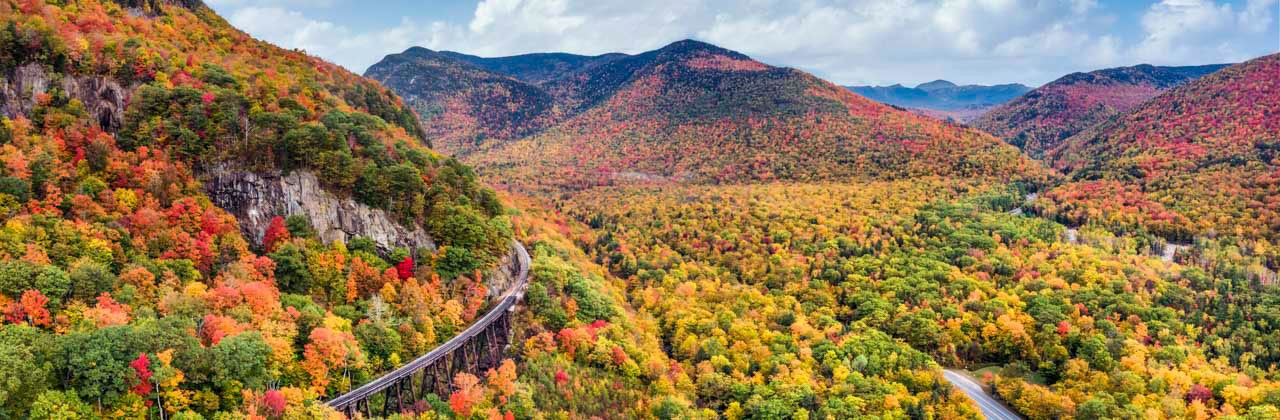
[0,0,517,417]
[393,40,1053,189]
[366,47,565,153]
[1039,54,1280,241]
[973,63,1229,157]
[846,80,1030,122]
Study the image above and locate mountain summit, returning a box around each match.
[365,46,565,147]
[916,80,959,91]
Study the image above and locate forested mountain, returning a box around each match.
[1040,54,1280,242]
[846,80,1030,122]
[386,40,1051,189]
[365,47,566,153]
[0,0,520,417]
[973,63,1230,157]
[533,55,1280,418]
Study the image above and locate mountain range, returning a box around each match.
[973,63,1231,157]
[369,40,1048,189]
[845,80,1030,122]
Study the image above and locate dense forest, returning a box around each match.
[557,182,1280,419]
[1045,54,1280,245]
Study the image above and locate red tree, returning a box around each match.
[19,290,50,327]
[396,256,414,280]
[448,373,482,417]
[3,301,24,325]
[130,353,153,396]
[1187,384,1213,403]
[263,216,291,252]
[262,389,286,417]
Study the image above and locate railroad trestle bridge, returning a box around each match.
[325,241,531,418]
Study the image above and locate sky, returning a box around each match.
[207,0,1280,87]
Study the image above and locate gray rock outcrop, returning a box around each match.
[203,165,436,254]
[1,63,130,132]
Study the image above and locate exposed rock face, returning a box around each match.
[1,63,129,132]
[484,241,529,299]
[203,165,436,253]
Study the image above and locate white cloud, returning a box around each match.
[225,7,464,73]
[690,0,1113,84]
[1133,0,1277,64]
[207,0,338,8]
[1240,0,1279,33]
[216,0,1279,86]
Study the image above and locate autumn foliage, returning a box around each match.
[262,216,290,253]
[974,63,1227,157]
[0,0,513,418]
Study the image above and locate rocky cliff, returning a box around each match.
[203,165,436,253]
[484,241,530,300]
[1,63,130,132]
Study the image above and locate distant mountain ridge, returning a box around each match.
[845,80,1030,118]
[434,50,627,84]
[973,63,1231,157]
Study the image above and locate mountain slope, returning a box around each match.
[366,47,565,153]
[0,1,518,417]
[1036,54,1279,240]
[423,40,1053,188]
[973,63,1230,157]
[846,80,1029,122]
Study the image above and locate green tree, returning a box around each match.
[353,322,403,370]
[68,259,113,302]
[435,246,480,280]
[0,325,53,417]
[284,214,317,239]
[1079,335,1115,372]
[270,243,312,294]
[210,332,273,391]
[28,390,93,420]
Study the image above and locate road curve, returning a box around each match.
[942,369,1023,420]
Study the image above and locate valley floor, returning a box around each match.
[500,178,1280,419]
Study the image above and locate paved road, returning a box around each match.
[942,370,1023,420]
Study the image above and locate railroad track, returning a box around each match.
[326,241,531,417]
